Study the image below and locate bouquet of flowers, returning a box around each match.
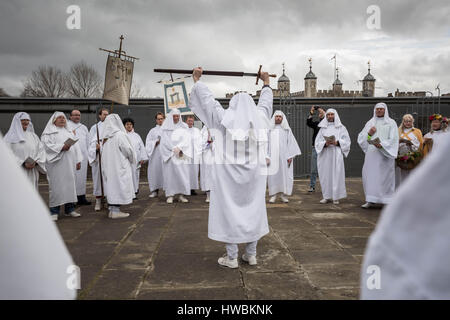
[396,151,422,170]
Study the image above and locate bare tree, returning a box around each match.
[66,61,102,98]
[0,88,9,97]
[22,65,68,97]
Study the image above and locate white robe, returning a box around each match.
[187,126,202,190]
[200,126,214,192]
[8,131,46,190]
[361,133,450,299]
[160,113,192,197]
[395,127,421,189]
[145,125,164,192]
[42,124,82,208]
[127,131,148,193]
[315,110,351,201]
[0,135,76,300]
[424,130,448,153]
[67,120,89,196]
[189,81,272,243]
[267,124,301,196]
[101,115,136,205]
[358,104,399,204]
[88,122,105,197]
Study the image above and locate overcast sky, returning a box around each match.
[0,0,449,98]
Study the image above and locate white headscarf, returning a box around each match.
[367,102,393,127]
[3,112,35,143]
[270,110,290,130]
[41,112,71,136]
[161,109,187,131]
[101,114,127,139]
[221,92,269,141]
[318,108,343,128]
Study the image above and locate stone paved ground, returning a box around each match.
[38,179,382,300]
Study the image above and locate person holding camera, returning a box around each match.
[306,106,325,192]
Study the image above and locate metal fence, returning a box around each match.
[1,96,449,177]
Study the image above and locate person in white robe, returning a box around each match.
[41,112,83,221]
[189,67,272,269]
[160,109,192,204]
[123,117,149,198]
[185,114,202,195]
[315,108,351,204]
[395,114,423,189]
[200,125,214,203]
[357,103,399,208]
[361,132,450,299]
[88,108,109,211]
[101,114,136,219]
[146,112,165,198]
[267,110,301,203]
[67,109,91,205]
[4,112,46,190]
[423,114,449,158]
[0,134,76,299]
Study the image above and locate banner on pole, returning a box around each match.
[103,55,134,106]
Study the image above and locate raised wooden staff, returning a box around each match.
[154,65,276,85]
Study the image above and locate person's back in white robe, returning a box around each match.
[41,112,82,208]
[4,112,46,190]
[160,110,192,198]
[127,130,148,194]
[200,125,214,192]
[361,132,450,299]
[357,103,399,204]
[145,125,164,193]
[267,110,301,197]
[189,81,272,244]
[187,126,202,190]
[88,121,104,197]
[315,109,351,201]
[67,120,89,196]
[101,114,136,205]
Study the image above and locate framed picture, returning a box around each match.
[163,80,191,115]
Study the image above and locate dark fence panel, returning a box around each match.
[1,96,449,177]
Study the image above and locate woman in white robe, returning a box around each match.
[123,117,149,196]
[267,110,301,203]
[423,115,449,158]
[160,109,192,204]
[101,114,136,219]
[315,108,351,204]
[357,103,399,208]
[200,125,214,203]
[189,68,272,268]
[146,113,165,198]
[4,112,46,190]
[41,112,83,221]
[395,114,423,189]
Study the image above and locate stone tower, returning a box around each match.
[304,58,317,98]
[362,61,376,97]
[277,63,290,96]
[332,67,343,96]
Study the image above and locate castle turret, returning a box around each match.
[332,67,343,96]
[277,63,290,96]
[304,58,317,98]
[362,61,376,97]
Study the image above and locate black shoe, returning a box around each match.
[77,195,92,206]
[191,190,197,196]
[308,187,315,193]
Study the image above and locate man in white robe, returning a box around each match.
[67,109,91,205]
[123,117,149,198]
[185,114,202,195]
[267,110,301,203]
[101,114,136,219]
[41,112,83,221]
[315,109,351,204]
[88,108,109,211]
[200,125,214,203]
[361,133,450,299]
[146,112,165,198]
[189,67,272,268]
[4,112,46,190]
[160,109,192,204]
[0,134,76,299]
[357,103,399,208]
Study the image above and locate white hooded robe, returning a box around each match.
[127,130,148,194]
[67,120,89,196]
[145,124,164,192]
